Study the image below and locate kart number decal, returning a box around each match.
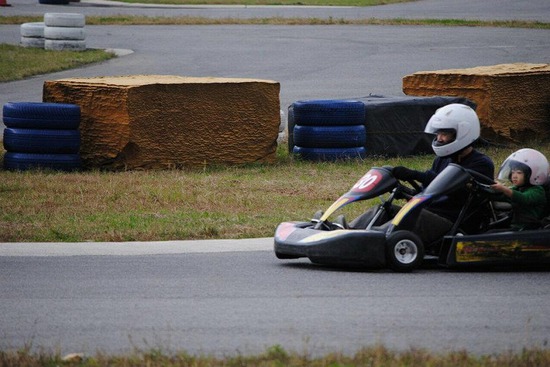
[352,171,381,193]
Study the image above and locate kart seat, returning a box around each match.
[333,214,349,230]
[491,201,512,211]
[370,221,392,232]
[487,200,512,230]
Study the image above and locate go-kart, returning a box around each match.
[274,163,550,272]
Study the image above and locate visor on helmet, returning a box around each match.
[424,104,480,157]
[497,148,550,186]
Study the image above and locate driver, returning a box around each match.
[350,103,494,247]
[394,103,494,247]
[490,148,549,231]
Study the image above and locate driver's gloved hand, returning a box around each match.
[392,166,420,181]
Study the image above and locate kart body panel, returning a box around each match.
[274,221,387,268]
[440,229,550,268]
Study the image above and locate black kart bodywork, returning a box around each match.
[274,164,550,271]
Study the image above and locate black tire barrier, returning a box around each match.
[3,128,80,154]
[292,99,366,126]
[294,125,366,148]
[292,146,366,161]
[38,0,70,5]
[3,102,80,129]
[3,152,81,172]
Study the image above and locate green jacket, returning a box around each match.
[505,185,547,230]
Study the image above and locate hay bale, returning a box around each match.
[43,75,280,169]
[402,63,550,142]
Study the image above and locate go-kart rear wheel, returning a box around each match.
[385,230,424,272]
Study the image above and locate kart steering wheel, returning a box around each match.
[466,168,495,185]
[384,165,422,197]
[396,179,422,199]
[466,168,496,193]
[407,179,422,193]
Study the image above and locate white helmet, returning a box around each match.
[497,148,550,186]
[424,103,480,157]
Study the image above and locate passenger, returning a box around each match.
[350,103,495,248]
[490,148,549,231]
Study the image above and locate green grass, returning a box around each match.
[2,15,549,28]
[2,344,550,366]
[1,142,544,243]
[0,44,115,82]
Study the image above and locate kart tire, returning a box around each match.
[3,102,81,126]
[44,13,86,28]
[291,100,366,126]
[3,128,80,154]
[20,22,45,38]
[385,230,424,272]
[293,125,366,148]
[292,146,366,161]
[3,152,81,172]
[20,36,45,48]
[44,26,86,41]
[45,39,86,51]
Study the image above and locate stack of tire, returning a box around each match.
[20,22,45,49]
[288,99,367,161]
[3,102,82,172]
[44,13,86,51]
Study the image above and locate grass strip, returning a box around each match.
[1,344,550,366]
[0,44,115,82]
[1,15,549,28]
[0,143,543,243]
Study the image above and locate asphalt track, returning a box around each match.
[2,0,550,21]
[1,0,550,358]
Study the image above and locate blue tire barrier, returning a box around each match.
[3,128,80,154]
[293,125,366,148]
[287,105,295,153]
[3,102,80,129]
[3,116,80,130]
[292,146,366,161]
[3,152,82,172]
[291,100,366,126]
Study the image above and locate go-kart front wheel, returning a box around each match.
[385,230,424,272]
